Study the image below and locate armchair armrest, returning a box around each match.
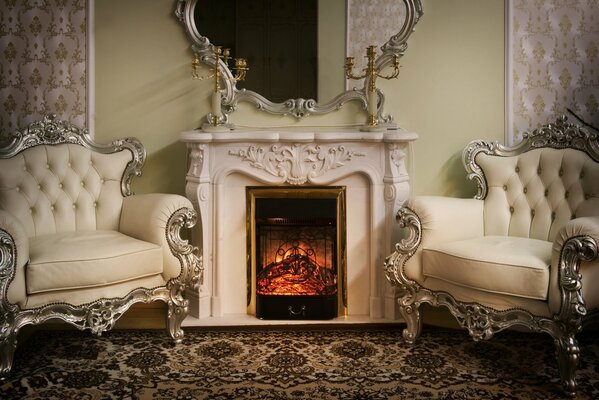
[548,216,599,316]
[408,196,485,244]
[120,194,198,282]
[0,210,29,308]
[387,196,484,285]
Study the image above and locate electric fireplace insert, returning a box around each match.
[247,187,346,319]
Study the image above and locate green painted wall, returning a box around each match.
[95,0,505,198]
[95,0,209,195]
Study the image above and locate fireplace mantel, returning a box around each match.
[181,128,417,324]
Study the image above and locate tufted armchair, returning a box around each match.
[384,116,598,397]
[0,115,203,376]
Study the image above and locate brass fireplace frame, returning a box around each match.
[246,186,347,317]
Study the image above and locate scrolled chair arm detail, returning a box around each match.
[0,230,19,376]
[384,206,422,288]
[164,206,203,343]
[166,207,204,342]
[557,235,598,330]
[166,206,203,290]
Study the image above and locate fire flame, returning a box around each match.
[257,253,337,296]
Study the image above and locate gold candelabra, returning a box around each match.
[345,45,400,131]
[192,46,248,131]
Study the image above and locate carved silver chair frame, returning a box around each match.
[384,116,599,397]
[0,115,203,377]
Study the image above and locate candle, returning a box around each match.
[367,90,377,116]
[212,90,223,120]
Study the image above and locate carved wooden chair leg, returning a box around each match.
[555,334,580,398]
[0,331,17,378]
[399,299,422,344]
[166,297,188,344]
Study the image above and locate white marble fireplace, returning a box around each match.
[181,128,417,324]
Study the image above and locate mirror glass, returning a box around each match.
[193,0,347,103]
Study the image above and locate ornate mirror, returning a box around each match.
[175,0,423,128]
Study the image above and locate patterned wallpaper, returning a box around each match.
[508,0,599,144]
[346,0,406,89]
[0,0,88,136]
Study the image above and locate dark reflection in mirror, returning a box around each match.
[194,0,333,103]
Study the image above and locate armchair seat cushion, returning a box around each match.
[422,236,552,300]
[26,230,163,295]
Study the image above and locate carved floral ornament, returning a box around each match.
[228,144,366,185]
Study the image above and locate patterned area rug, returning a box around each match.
[1,326,598,399]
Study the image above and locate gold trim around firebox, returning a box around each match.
[246,186,348,318]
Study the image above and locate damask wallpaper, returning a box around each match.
[508,0,599,144]
[0,0,88,136]
[347,0,406,89]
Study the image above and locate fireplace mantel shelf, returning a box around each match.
[181,127,417,325]
[180,128,418,144]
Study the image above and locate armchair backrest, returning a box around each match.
[463,116,599,242]
[0,115,146,238]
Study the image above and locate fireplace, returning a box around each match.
[181,129,417,322]
[247,187,347,319]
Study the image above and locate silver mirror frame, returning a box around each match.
[175,0,423,123]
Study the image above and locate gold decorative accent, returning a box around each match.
[346,45,400,131]
[192,46,248,130]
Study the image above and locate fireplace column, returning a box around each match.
[184,142,214,317]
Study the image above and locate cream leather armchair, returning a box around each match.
[0,115,203,376]
[384,116,598,397]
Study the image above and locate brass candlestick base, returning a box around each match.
[346,45,400,131]
[192,46,248,131]
[359,115,385,132]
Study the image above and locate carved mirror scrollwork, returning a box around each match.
[175,0,423,126]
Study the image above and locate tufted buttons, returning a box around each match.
[523,187,527,194]
[72,203,77,209]
[537,167,542,175]
[50,205,55,211]
[67,162,72,167]
[544,189,549,197]
[559,168,564,176]
[585,194,591,200]
[580,171,585,179]
[58,183,63,188]
[45,164,50,169]
[22,166,27,171]
[503,185,508,191]
[515,166,520,173]
[37,184,41,190]
[100,178,105,184]
[551,212,556,220]
[531,209,535,217]
[565,191,569,199]
[572,214,576,219]
[93,202,98,208]
[89,160,93,166]
[29,207,34,214]
[509,206,514,213]
[80,181,85,187]
[15,186,20,192]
